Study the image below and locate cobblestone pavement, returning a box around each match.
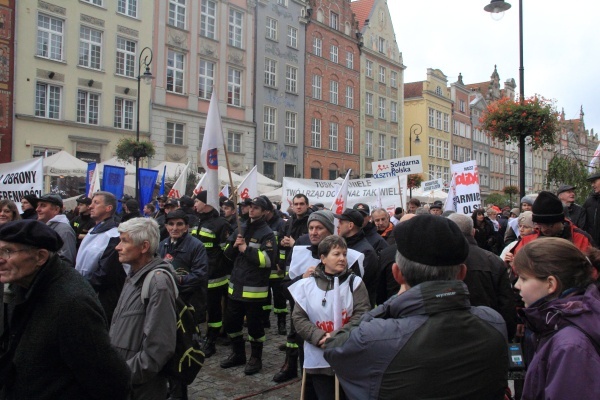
[188,313,302,400]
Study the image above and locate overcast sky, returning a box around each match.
[386,0,599,135]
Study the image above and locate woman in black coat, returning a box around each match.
[471,209,496,252]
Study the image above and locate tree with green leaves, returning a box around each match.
[546,154,592,205]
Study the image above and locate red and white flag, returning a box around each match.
[88,166,101,197]
[200,91,225,210]
[192,173,207,196]
[219,184,230,199]
[331,169,351,215]
[238,165,258,201]
[168,161,190,198]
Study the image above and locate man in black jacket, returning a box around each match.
[353,203,388,254]
[583,172,600,245]
[558,184,586,229]
[448,213,517,340]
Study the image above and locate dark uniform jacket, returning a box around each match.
[362,222,389,255]
[192,209,231,289]
[564,202,586,229]
[324,281,508,400]
[266,212,286,278]
[71,213,95,248]
[281,211,311,267]
[224,217,277,302]
[582,193,600,244]
[1,255,131,400]
[344,231,379,307]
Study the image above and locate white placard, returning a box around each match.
[371,155,423,178]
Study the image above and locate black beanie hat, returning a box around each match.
[0,220,63,251]
[532,191,564,224]
[22,194,39,208]
[394,215,468,266]
[195,190,208,204]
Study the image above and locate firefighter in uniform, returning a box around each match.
[259,195,288,335]
[71,195,95,249]
[220,196,277,375]
[191,190,232,358]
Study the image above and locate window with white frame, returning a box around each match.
[444,167,450,183]
[200,0,217,39]
[378,37,385,53]
[365,131,373,158]
[436,111,442,130]
[167,50,185,94]
[32,147,60,158]
[346,51,353,69]
[166,122,184,145]
[168,0,186,29]
[390,71,397,88]
[118,0,137,18]
[37,14,64,61]
[428,108,434,127]
[390,136,397,158]
[84,0,103,6]
[330,45,338,63]
[198,59,214,99]
[313,37,322,56]
[435,86,443,96]
[345,126,353,153]
[436,139,442,158]
[379,66,386,83]
[287,26,297,48]
[459,99,465,112]
[285,111,297,144]
[329,122,338,151]
[227,67,242,106]
[453,145,459,161]
[443,141,449,159]
[77,90,99,125]
[228,8,243,48]
[390,101,397,122]
[285,65,297,93]
[436,165,442,179]
[366,60,373,78]
[228,131,241,152]
[366,92,373,115]
[266,17,278,41]
[79,26,102,70]
[443,113,449,132]
[35,82,61,119]
[311,118,321,148]
[116,37,136,77]
[263,106,276,141]
[312,75,322,99]
[453,120,459,135]
[345,86,353,109]
[428,137,435,157]
[114,98,134,130]
[277,0,288,6]
[330,12,339,30]
[330,80,338,105]
[264,58,277,87]
[429,164,435,180]
[378,134,385,160]
[378,97,386,119]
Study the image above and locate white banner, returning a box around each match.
[448,160,482,215]
[282,176,406,216]
[421,178,443,193]
[238,165,258,201]
[372,155,423,178]
[0,157,44,207]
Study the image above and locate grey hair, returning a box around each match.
[117,217,160,254]
[93,191,117,216]
[370,208,389,218]
[414,207,429,215]
[395,251,463,287]
[448,213,474,236]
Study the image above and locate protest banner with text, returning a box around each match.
[371,155,423,178]
[0,157,44,208]
[447,160,482,215]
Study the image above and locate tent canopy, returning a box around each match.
[241,170,281,188]
[43,151,88,177]
[410,187,448,203]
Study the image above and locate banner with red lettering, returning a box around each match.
[447,160,482,215]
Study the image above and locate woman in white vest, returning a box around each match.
[289,235,371,400]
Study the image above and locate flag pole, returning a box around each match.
[219,102,243,235]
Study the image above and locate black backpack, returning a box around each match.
[141,268,205,385]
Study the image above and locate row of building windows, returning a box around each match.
[310,118,354,153]
[365,92,398,122]
[364,131,398,160]
[311,75,355,109]
[264,59,300,93]
[428,164,450,184]
[263,108,299,144]
[265,17,300,49]
[312,37,355,69]
[428,137,450,160]
[428,108,450,132]
[365,59,398,88]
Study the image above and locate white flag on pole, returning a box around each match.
[219,184,230,198]
[168,161,190,198]
[238,165,258,201]
[200,91,225,210]
[192,173,207,196]
[88,166,101,196]
[331,170,351,214]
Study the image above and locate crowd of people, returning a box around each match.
[1,172,600,399]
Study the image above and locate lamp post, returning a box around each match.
[485,0,526,201]
[409,123,422,199]
[508,152,518,206]
[135,47,154,201]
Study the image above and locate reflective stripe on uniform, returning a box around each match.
[269,272,283,279]
[262,304,272,311]
[273,307,288,314]
[248,242,261,249]
[208,321,222,328]
[286,342,299,348]
[203,242,214,248]
[199,227,216,239]
[248,335,266,343]
[208,276,228,288]
[228,331,244,339]
[279,250,286,260]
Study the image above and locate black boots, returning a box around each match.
[220,337,246,369]
[277,314,287,335]
[272,347,298,383]
[202,327,219,358]
[244,342,263,375]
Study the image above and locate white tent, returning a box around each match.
[43,151,88,177]
[411,187,448,203]
[241,170,281,189]
[153,161,191,182]
[261,186,282,202]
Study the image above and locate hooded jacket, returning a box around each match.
[519,283,600,400]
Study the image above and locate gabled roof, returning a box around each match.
[350,0,375,31]
[404,81,423,99]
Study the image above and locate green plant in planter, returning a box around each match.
[407,174,423,189]
[479,96,560,150]
[115,138,156,162]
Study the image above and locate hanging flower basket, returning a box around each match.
[479,96,560,151]
[407,174,423,189]
[115,138,156,162]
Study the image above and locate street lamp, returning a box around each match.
[409,123,422,199]
[508,152,518,206]
[485,0,526,201]
[135,47,154,201]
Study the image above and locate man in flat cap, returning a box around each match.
[0,220,131,399]
[557,184,585,229]
[324,215,508,399]
[36,194,76,268]
[353,203,388,254]
[220,196,277,375]
[583,172,600,244]
[70,195,95,249]
[429,200,443,216]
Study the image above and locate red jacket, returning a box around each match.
[513,220,592,255]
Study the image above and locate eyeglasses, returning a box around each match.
[0,248,31,260]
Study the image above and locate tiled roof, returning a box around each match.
[350,0,375,31]
[404,81,423,99]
